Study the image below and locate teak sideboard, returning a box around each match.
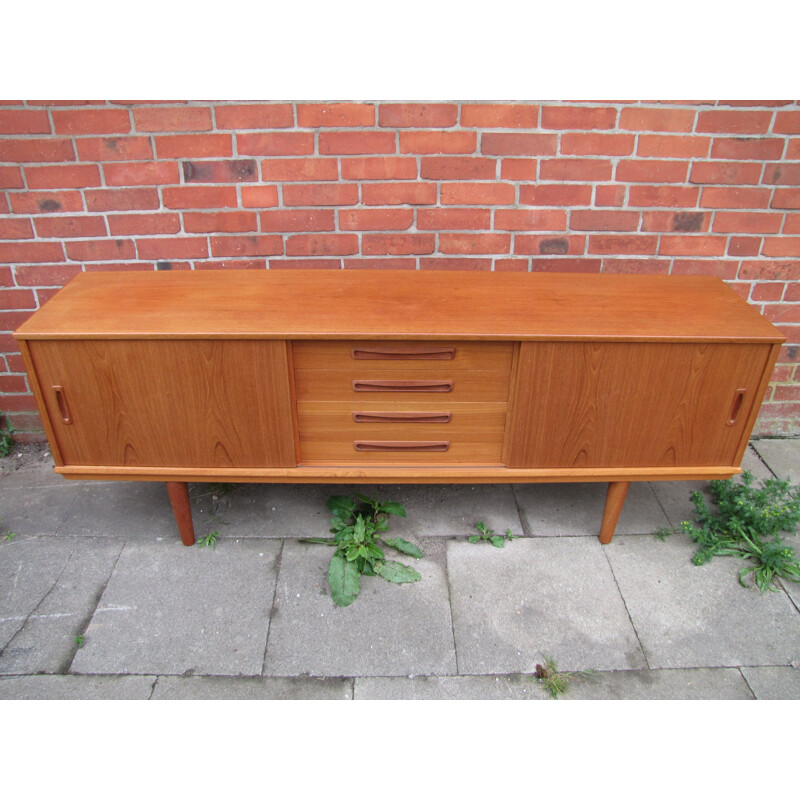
[14,269,783,546]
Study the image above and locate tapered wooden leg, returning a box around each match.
[166,481,195,546]
[599,481,630,544]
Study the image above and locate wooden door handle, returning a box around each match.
[53,385,72,424]
[351,346,456,360]
[727,388,747,426]
[352,379,453,392]
[354,441,450,452]
[353,411,452,423]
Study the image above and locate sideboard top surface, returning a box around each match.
[15,269,783,343]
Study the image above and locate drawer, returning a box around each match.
[294,368,511,403]
[298,438,505,465]
[292,340,514,371]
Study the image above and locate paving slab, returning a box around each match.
[152,675,353,699]
[355,674,544,699]
[264,538,456,677]
[0,483,81,536]
[70,539,281,676]
[513,481,668,537]
[0,537,123,674]
[740,666,800,699]
[605,533,800,668]
[447,537,646,674]
[751,438,800,482]
[0,674,155,699]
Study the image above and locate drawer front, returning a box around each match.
[298,439,505,465]
[292,340,513,371]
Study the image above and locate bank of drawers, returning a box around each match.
[292,341,513,464]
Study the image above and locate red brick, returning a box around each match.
[494,258,530,272]
[84,262,175,272]
[700,186,771,208]
[76,136,154,161]
[671,260,738,279]
[398,131,474,155]
[712,212,783,234]
[710,137,785,160]
[421,157,496,180]
[0,392,39,412]
[0,242,65,262]
[761,304,800,324]
[619,107,696,132]
[481,133,557,156]
[0,218,34,239]
[240,186,280,208]
[339,209,413,231]
[636,135,711,158]
[541,106,617,130]
[104,161,181,186]
[500,159,537,180]
[0,167,23,189]
[162,186,238,209]
[154,134,233,158]
[195,260,267,271]
[773,384,800,401]
[0,195,8,214]
[107,213,181,235]
[718,101,791,107]
[182,159,257,183]
[540,159,612,181]
[0,288,36,311]
[762,238,800,257]
[362,234,435,255]
[65,239,136,261]
[134,237,207,260]
[0,265,14,286]
[0,138,75,162]
[787,140,800,160]
[14,264,82,285]
[763,164,800,185]
[25,164,101,189]
[271,259,342,270]
[209,235,283,257]
[11,191,83,214]
[361,183,437,205]
[343,258,417,270]
[588,235,658,255]
[379,104,457,128]
[728,236,763,256]
[260,210,335,232]
[520,184,593,206]
[441,183,515,205]
[628,185,699,207]
[570,210,639,231]
[460,104,539,128]
[419,258,493,271]
[658,236,727,256]
[438,233,511,254]
[595,185,626,206]
[134,106,212,132]
[183,211,258,233]
[696,110,772,134]
[740,261,800,280]
[214,104,293,129]
[768,364,795,382]
[690,161,762,184]
[261,158,338,181]
[282,184,359,206]
[285,234,357,256]
[615,159,689,183]
[495,209,567,231]
[601,258,670,275]
[0,110,51,134]
[515,235,586,256]
[34,216,107,238]
[52,109,131,135]
[0,372,30,391]
[772,189,800,209]
[417,209,491,230]
[560,133,634,156]
[773,111,800,134]
[236,132,313,157]
[86,187,161,211]
[530,258,601,273]
[296,103,375,127]
[341,157,417,180]
[641,211,710,232]
[783,282,800,301]
[773,324,800,344]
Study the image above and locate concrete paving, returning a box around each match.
[1,441,799,700]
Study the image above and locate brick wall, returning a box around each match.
[1,100,799,440]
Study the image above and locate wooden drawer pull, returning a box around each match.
[53,385,72,424]
[353,411,452,423]
[727,388,747,426]
[352,346,456,361]
[354,440,450,452]
[353,379,453,393]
